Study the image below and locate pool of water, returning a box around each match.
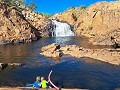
[0,36,120,90]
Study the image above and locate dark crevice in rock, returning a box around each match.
[111,36,120,48]
[92,11,98,18]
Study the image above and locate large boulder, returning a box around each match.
[40,43,62,58]
[75,1,120,46]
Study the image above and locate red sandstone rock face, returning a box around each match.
[22,10,52,37]
[51,12,77,25]
[75,1,120,45]
[52,1,120,46]
[51,7,86,26]
[0,2,39,44]
[0,2,53,44]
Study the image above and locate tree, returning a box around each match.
[17,0,25,4]
[2,0,26,6]
[28,1,37,11]
[80,5,86,10]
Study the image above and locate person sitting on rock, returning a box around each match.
[40,77,50,89]
[33,76,41,89]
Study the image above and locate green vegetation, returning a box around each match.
[37,12,53,18]
[1,0,25,11]
[1,0,38,11]
[27,1,37,11]
[66,5,86,18]
[42,13,53,18]
[2,0,25,5]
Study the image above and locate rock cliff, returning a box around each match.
[0,2,40,44]
[75,1,120,46]
[22,10,52,37]
[52,1,120,46]
[0,2,53,45]
[51,7,85,25]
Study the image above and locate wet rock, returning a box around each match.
[8,63,23,66]
[0,63,24,70]
[0,63,8,70]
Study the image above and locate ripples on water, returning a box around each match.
[0,36,120,90]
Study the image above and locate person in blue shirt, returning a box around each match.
[33,76,41,89]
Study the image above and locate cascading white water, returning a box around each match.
[52,20,75,37]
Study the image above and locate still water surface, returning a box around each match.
[0,36,120,90]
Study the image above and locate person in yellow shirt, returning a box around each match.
[40,77,48,89]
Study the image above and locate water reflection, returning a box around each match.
[0,37,120,90]
[54,36,80,46]
[0,44,30,63]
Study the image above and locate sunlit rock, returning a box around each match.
[41,43,120,65]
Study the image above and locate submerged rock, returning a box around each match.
[0,63,24,70]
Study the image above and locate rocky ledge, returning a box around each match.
[40,43,120,65]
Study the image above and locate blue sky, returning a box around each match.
[26,0,115,14]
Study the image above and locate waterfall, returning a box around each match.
[52,20,75,37]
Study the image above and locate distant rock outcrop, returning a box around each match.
[0,2,40,44]
[75,1,120,46]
